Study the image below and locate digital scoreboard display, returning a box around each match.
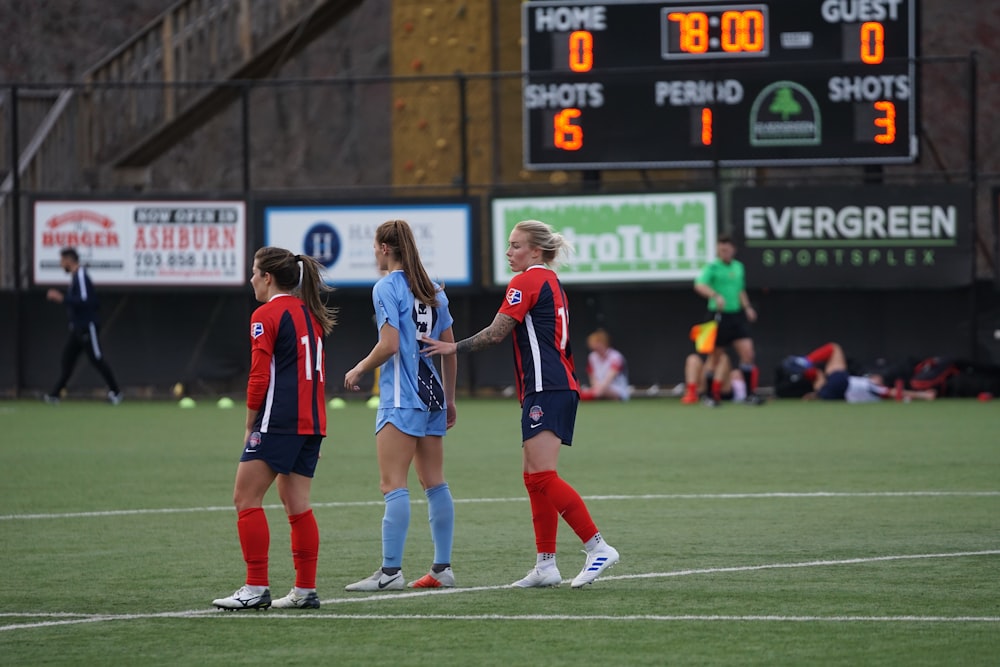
[522,0,917,169]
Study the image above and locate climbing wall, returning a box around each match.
[390,0,494,191]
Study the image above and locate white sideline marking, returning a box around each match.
[2,490,997,521]
[1,550,997,632]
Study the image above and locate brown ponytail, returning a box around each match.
[375,219,439,307]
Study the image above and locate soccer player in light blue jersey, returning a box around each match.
[344,220,458,590]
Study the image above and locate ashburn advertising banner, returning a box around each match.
[33,200,246,286]
[733,185,973,289]
[491,192,717,285]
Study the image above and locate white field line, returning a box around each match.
[2,490,998,521]
[1,550,998,632]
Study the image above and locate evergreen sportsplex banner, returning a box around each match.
[491,192,717,285]
[732,185,973,289]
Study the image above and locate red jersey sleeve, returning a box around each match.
[246,307,275,410]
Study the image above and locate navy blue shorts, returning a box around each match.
[818,370,850,400]
[241,431,323,477]
[520,390,578,445]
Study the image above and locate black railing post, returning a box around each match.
[967,51,981,361]
[457,72,469,197]
[241,82,251,194]
[9,84,20,288]
[9,85,23,396]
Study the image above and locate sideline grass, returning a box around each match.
[0,398,998,665]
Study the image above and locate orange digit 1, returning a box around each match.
[553,108,583,151]
[873,100,896,144]
[701,108,713,145]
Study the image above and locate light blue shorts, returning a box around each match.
[376,407,447,437]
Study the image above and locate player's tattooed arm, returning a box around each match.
[456,313,517,353]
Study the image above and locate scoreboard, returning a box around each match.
[521,0,917,169]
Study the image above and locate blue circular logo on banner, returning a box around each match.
[303,222,340,268]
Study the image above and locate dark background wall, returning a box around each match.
[4,283,998,398]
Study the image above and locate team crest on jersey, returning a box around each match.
[251,322,264,338]
[528,405,544,422]
[506,288,522,305]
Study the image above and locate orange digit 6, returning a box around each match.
[553,108,583,151]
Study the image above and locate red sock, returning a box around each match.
[237,507,269,587]
[711,379,722,401]
[807,343,835,366]
[525,470,598,544]
[748,365,759,393]
[288,509,319,589]
[524,472,558,553]
[684,382,697,397]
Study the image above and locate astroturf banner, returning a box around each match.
[491,192,717,285]
[33,199,246,286]
[732,185,973,289]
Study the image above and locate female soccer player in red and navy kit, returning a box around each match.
[213,247,336,611]
[422,220,620,588]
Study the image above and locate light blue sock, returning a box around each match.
[381,488,410,569]
[425,483,454,565]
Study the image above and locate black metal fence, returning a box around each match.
[2,59,999,397]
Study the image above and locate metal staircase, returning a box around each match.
[3,0,361,194]
[1,0,361,286]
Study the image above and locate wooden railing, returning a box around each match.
[83,0,361,167]
[0,0,360,287]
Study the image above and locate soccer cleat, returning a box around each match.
[108,391,124,406]
[571,543,620,588]
[680,392,700,405]
[212,585,271,611]
[42,394,60,405]
[743,393,765,406]
[782,356,812,382]
[408,567,456,588]
[510,566,562,588]
[701,395,720,407]
[345,569,405,592]
[271,588,320,609]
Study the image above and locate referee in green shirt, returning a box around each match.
[693,234,763,406]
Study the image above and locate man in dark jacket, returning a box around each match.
[44,247,123,404]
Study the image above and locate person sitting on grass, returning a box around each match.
[580,328,630,401]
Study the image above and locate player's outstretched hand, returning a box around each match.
[421,337,457,357]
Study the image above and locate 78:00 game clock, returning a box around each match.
[521,0,917,169]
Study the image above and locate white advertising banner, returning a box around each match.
[491,192,717,285]
[263,202,474,287]
[33,200,246,286]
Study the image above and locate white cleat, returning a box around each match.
[271,588,320,609]
[212,585,271,610]
[408,567,456,588]
[345,569,405,592]
[510,566,562,588]
[571,544,620,588]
